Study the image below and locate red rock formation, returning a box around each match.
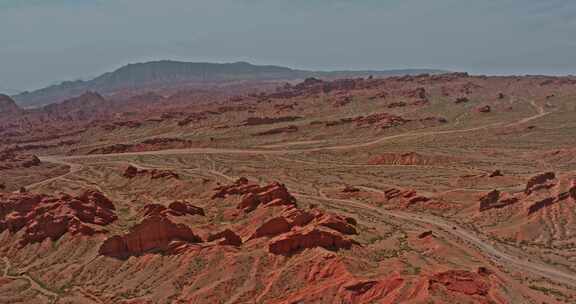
[488,170,503,177]
[142,202,204,217]
[570,182,576,201]
[88,138,195,155]
[168,201,205,217]
[454,97,469,104]
[0,152,41,170]
[250,217,292,239]
[207,229,242,246]
[214,180,359,255]
[525,172,556,194]
[477,267,493,276]
[212,177,252,198]
[479,190,519,212]
[237,182,297,212]
[386,101,407,108]
[99,216,202,259]
[342,185,360,193]
[324,117,355,127]
[0,190,117,246]
[213,179,296,212]
[429,270,490,296]
[122,165,179,180]
[354,113,409,129]
[253,125,298,136]
[418,231,433,239]
[317,214,358,235]
[344,280,379,294]
[249,206,357,241]
[477,105,491,113]
[141,204,168,217]
[403,87,427,99]
[281,206,316,227]
[101,121,142,131]
[479,190,500,211]
[527,197,556,215]
[268,227,357,255]
[242,116,301,126]
[178,112,208,126]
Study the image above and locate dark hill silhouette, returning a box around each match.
[13,61,446,107]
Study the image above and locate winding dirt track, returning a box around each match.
[30,102,576,288]
[41,100,552,162]
[2,257,59,303]
[294,194,576,288]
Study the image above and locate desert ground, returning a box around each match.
[1,73,576,303]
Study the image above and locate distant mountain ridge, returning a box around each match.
[13,61,447,107]
[0,86,20,96]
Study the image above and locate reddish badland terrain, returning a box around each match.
[1,73,576,303]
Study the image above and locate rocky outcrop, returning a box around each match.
[386,101,407,108]
[525,172,556,194]
[0,94,21,115]
[0,152,41,170]
[477,105,491,113]
[168,201,205,216]
[401,87,427,101]
[253,125,298,136]
[317,214,358,235]
[101,121,142,131]
[418,231,433,239]
[142,202,204,217]
[88,138,195,155]
[250,217,292,239]
[342,185,360,193]
[454,97,469,104]
[241,116,301,126]
[392,189,431,206]
[212,177,252,198]
[488,170,503,177]
[429,270,490,296]
[0,190,117,246]
[479,190,519,212]
[213,179,359,255]
[177,112,209,126]
[354,113,409,129]
[123,165,179,180]
[250,207,358,241]
[207,229,242,246]
[213,178,296,212]
[268,227,357,256]
[238,182,296,212]
[99,216,202,259]
[527,197,556,215]
[570,182,576,201]
[479,190,499,211]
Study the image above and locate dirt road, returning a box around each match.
[295,193,576,288]
[41,106,553,163]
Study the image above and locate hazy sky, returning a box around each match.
[1,0,576,91]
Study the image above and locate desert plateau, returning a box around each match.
[1,69,576,303]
